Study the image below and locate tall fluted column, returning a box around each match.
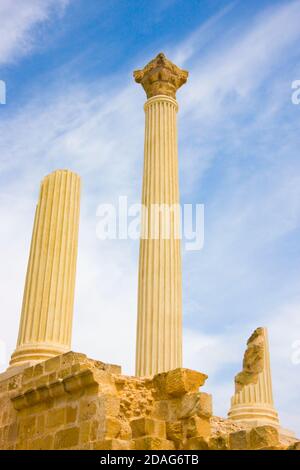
[10,170,81,367]
[134,53,188,376]
[228,327,280,426]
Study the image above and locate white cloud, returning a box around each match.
[0,0,70,64]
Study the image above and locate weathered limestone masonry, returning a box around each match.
[134,53,188,377]
[1,352,298,450]
[228,327,279,427]
[9,170,81,368]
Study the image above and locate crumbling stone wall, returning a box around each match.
[0,352,298,450]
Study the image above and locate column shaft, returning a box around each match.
[136,95,182,376]
[10,170,81,366]
[228,327,279,426]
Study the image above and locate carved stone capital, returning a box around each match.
[134,52,188,99]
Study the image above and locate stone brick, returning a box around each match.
[80,421,91,444]
[93,439,132,450]
[46,408,65,429]
[66,405,77,423]
[105,417,121,438]
[33,363,44,377]
[19,416,36,438]
[22,367,34,384]
[8,376,21,391]
[183,437,209,450]
[229,430,250,450]
[79,400,97,421]
[130,417,166,439]
[29,435,53,450]
[104,364,122,375]
[11,394,26,411]
[151,400,171,420]
[61,352,87,367]
[134,436,175,450]
[63,373,81,392]
[15,440,28,450]
[49,381,65,399]
[98,393,120,417]
[209,435,228,450]
[166,420,184,444]
[45,356,61,373]
[35,375,49,388]
[119,419,132,440]
[153,369,207,399]
[184,415,211,439]
[25,389,39,406]
[249,425,279,450]
[36,414,45,435]
[179,392,212,419]
[7,422,18,441]
[90,419,99,441]
[54,426,79,449]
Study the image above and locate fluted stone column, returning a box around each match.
[134,53,188,376]
[228,327,280,426]
[10,170,81,367]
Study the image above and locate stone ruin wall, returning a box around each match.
[0,352,299,451]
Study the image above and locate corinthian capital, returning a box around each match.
[134,52,188,99]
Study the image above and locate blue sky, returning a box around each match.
[0,0,300,435]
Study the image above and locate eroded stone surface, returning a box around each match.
[0,352,296,450]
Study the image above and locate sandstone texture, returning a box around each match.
[0,352,297,450]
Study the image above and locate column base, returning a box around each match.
[9,343,70,368]
[228,403,280,426]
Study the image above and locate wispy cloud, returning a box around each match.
[0,0,70,64]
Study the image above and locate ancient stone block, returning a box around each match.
[166,420,184,444]
[209,435,228,450]
[45,356,61,373]
[12,394,26,411]
[35,375,49,388]
[104,417,121,438]
[22,367,34,384]
[7,422,18,441]
[80,421,91,444]
[49,381,65,399]
[19,416,36,438]
[54,426,79,449]
[30,435,54,450]
[98,393,120,417]
[93,439,132,450]
[64,374,82,393]
[66,405,77,424]
[184,437,209,450]
[229,430,250,450]
[79,400,97,421]
[130,417,166,439]
[58,368,72,380]
[33,364,44,378]
[153,369,207,399]
[179,392,212,419]
[46,408,65,429]
[184,415,211,439]
[119,419,132,440]
[134,436,175,450]
[61,352,87,369]
[249,425,279,450]
[36,415,45,435]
